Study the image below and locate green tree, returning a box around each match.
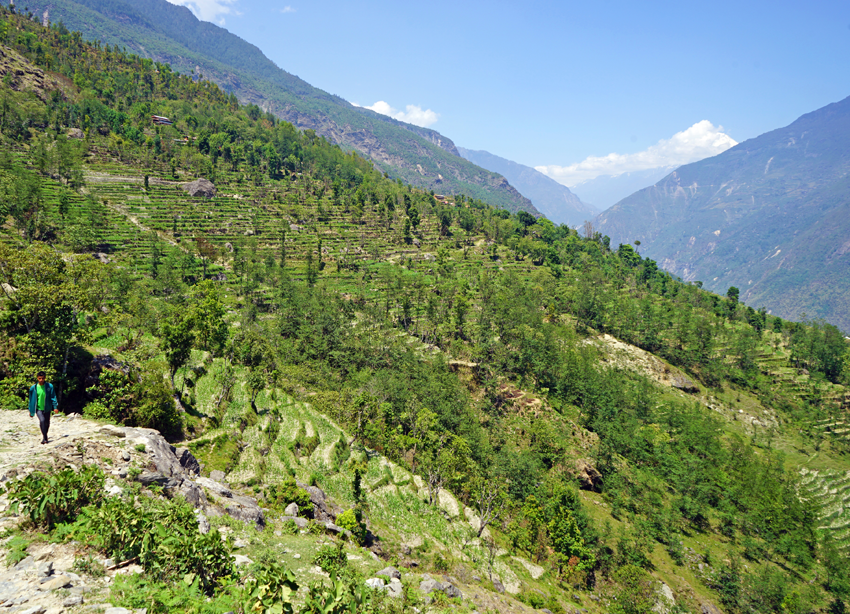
[161,316,193,390]
[548,506,595,577]
[727,286,740,304]
[188,280,228,356]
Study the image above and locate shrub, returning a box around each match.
[113,573,242,614]
[312,544,358,584]
[301,571,371,614]
[609,565,657,614]
[76,497,232,593]
[336,509,357,533]
[667,535,685,566]
[5,535,30,567]
[5,465,104,530]
[132,368,182,439]
[243,560,300,614]
[71,555,106,577]
[279,519,298,535]
[83,401,112,420]
[265,478,311,513]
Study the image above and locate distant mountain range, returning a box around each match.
[458,148,598,226]
[596,95,850,331]
[571,166,677,210]
[29,0,538,214]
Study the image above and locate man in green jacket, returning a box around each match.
[28,371,59,444]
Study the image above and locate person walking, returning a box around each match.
[28,371,59,444]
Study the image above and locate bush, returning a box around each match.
[5,535,30,567]
[5,465,104,530]
[265,479,311,513]
[76,497,232,593]
[610,565,657,614]
[313,544,347,576]
[83,400,112,420]
[243,560,300,614]
[113,573,242,614]
[336,508,357,533]
[132,369,182,439]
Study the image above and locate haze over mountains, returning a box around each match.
[596,95,850,331]
[570,166,677,210]
[457,148,598,227]
[32,0,539,215]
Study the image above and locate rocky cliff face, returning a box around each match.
[595,95,850,329]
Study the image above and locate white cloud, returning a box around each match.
[165,0,238,25]
[353,100,440,128]
[536,120,738,187]
[280,5,296,13]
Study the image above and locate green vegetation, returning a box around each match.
[38,0,538,214]
[1,8,850,613]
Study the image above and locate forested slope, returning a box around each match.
[15,0,540,216]
[1,9,850,614]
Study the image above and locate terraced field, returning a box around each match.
[800,466,850,553]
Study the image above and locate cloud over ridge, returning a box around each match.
[353,100,439,128]
[537,120,738,187]
[165,0,238,24]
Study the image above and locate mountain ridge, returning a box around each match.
[29,0,538,214]
[595,94,850,331]
[458,147,597,226]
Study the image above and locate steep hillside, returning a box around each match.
[23,0,538,215]
[458,147,597,226]
[595,96,850,331]
[2,11,850,614]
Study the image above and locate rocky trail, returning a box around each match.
[0,411,270,614]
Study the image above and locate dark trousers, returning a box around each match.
[35,410,50,441]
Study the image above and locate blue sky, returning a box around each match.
[168,0,850,186]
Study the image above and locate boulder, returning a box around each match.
[365,578,385,590]
[302,484,339,522]
[173,480,207,507]
[210,470,227,482]
[196,512,210,535]
[67,128,85,139]
[124,426,184,477]
[175,448,201,475]
[138,471,180,488]
[575,459,602,491]
[224,494,265,530]
[284,502,299,516]
[196,477,233,498]
[442,583,462,599]
[385,578,404,598]
[376,566,401,580]
[233,554,253,566]
[671,374,699,393]
[182,178,216,198]
[419,578,444,594]
[282,516,309,528]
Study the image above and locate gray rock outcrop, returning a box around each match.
[182,178,216,198]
